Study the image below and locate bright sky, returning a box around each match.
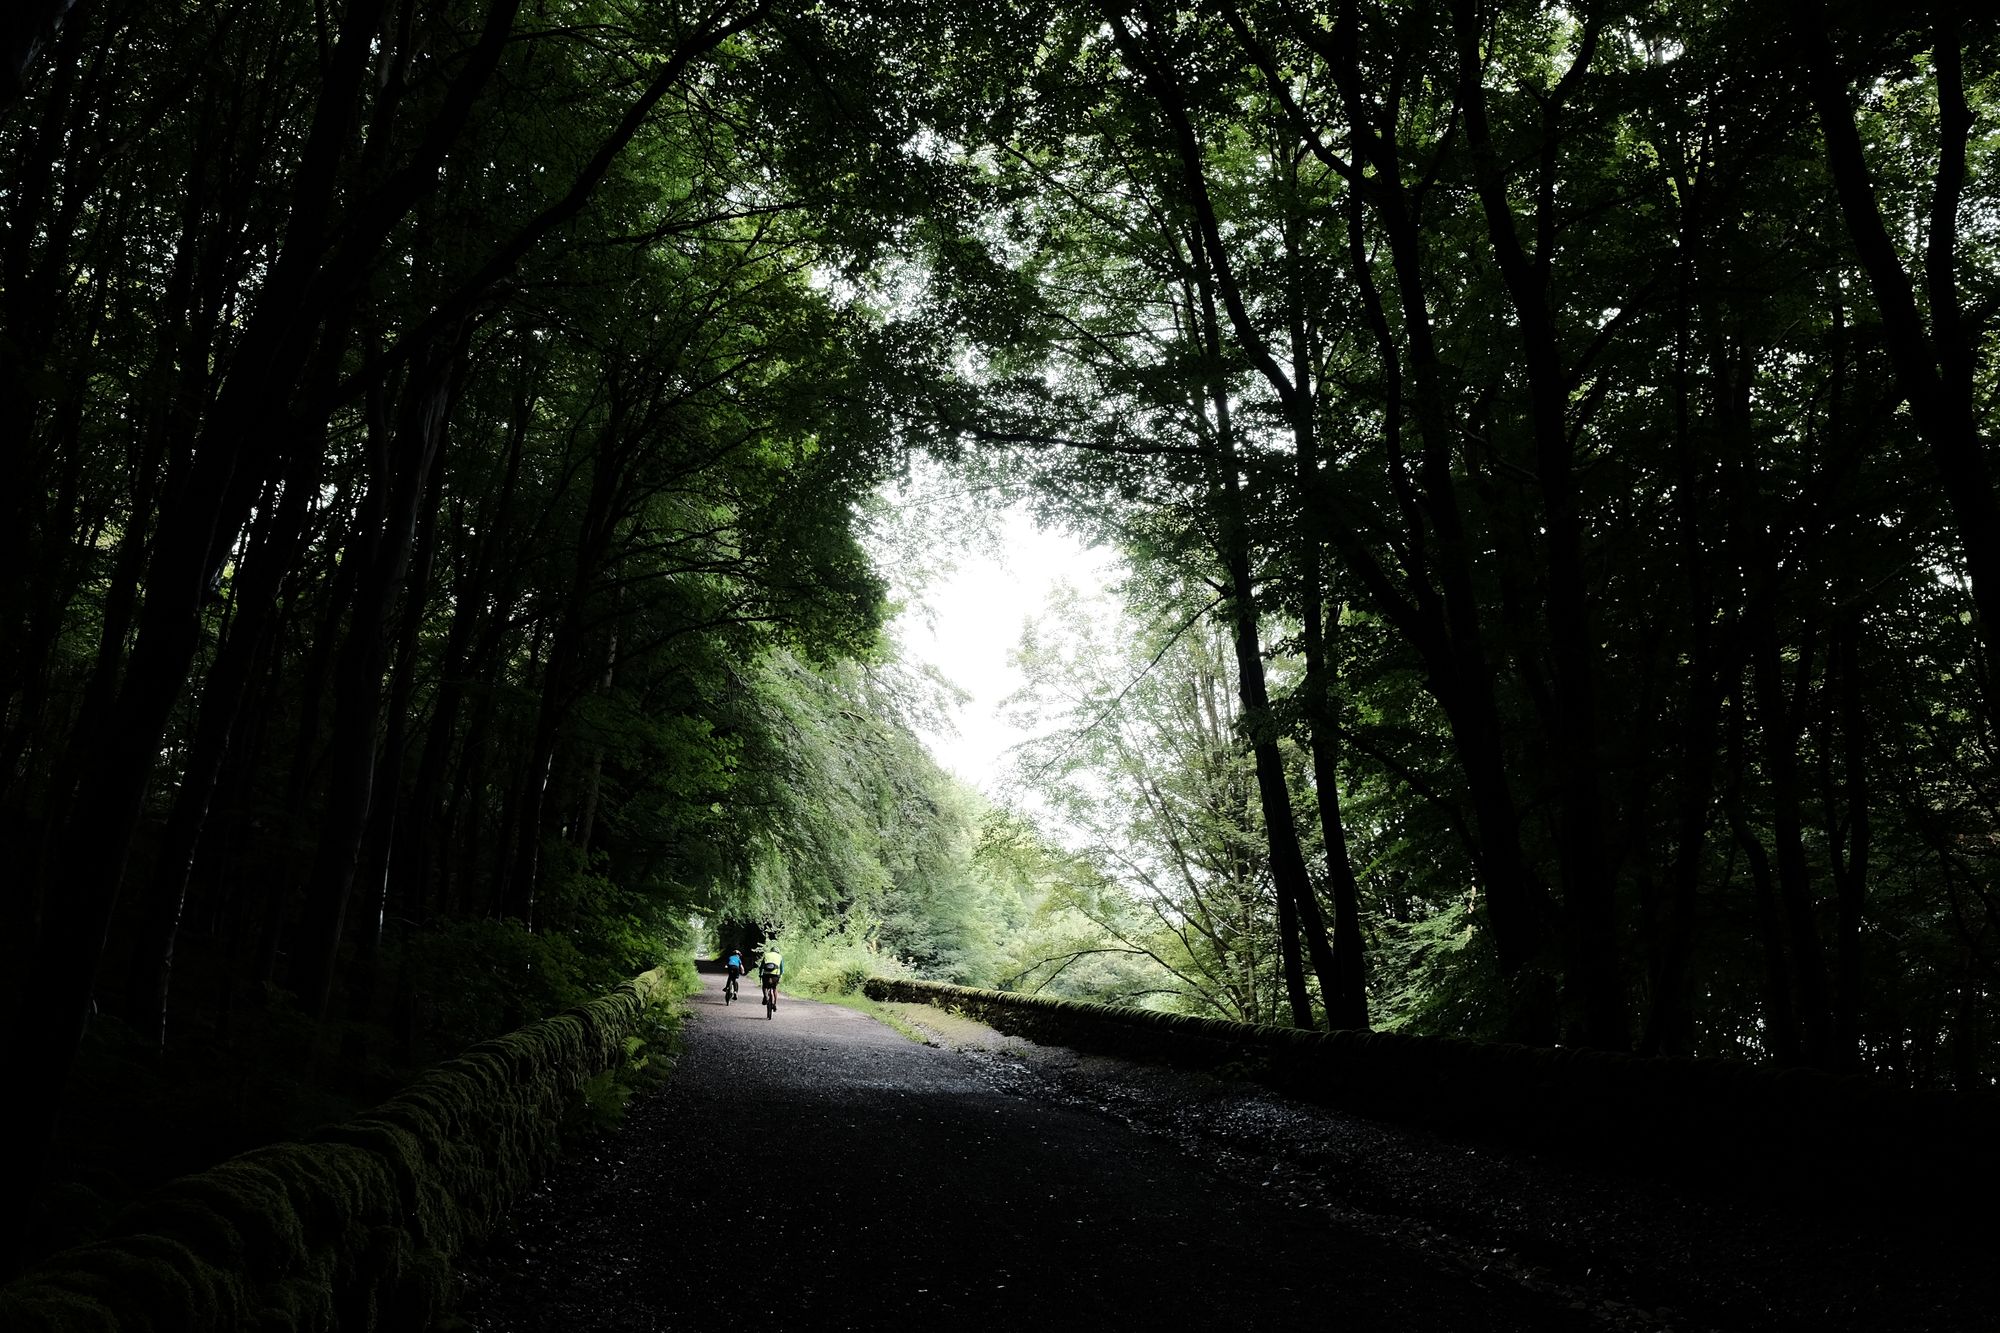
[869,471,1121,796]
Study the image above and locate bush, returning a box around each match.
[769,914,908,998]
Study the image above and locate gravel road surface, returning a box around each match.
[455,975,1991,1331]
[456,975,1596,1330]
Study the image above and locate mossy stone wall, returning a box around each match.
[0,968,670,1332]
[864,977,1997,1200]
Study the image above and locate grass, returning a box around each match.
[814,991,935,1045]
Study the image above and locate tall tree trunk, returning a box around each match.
[1364,122,1552,1015]
[1220,512,1334,1032]
[1749,595,1834,1067]
[1828,613,1869,1070]
[0,0,395,1168]
[123,456,315,1052]
[1322,0,1553,1032]
[356,448,447,958]
[1451,0,1621,1048]
[574,622,619,856]
[399,379,531,919]
[1723,695,1803,1066]
[1282,184,1369,1032]
[291,338,458,1020]
[1302,602,1370,1030]
[346,451,447,1053]
[1643,224,1721,1057]
[1144,0,1552,1031]
[1175,225,1333,1030]
[486,613,553,920]
[496,391,635,924]
[1821,280,1871,1074]
[444,695,495,920]
[1269,832,1312,1030]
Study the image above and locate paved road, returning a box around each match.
[457,973,1592,1331]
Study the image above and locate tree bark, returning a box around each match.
[1281,174,1369,1032]
[1749,591,1834,1067]
[123,456,315,1052]
[1450,0,1622,1049]
[1828,613,1869,1070]
[1195,284,1332,1031]
[1329,15,1551,1009]
[1,0,392,1168]
[1303,613,1370,1031]
[1724,696,1803,1066]
[291,336,459,1019]
[355,444,447,959]
[398,376,532,920]
[1794,8,1999,725]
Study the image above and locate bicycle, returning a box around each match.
[762,975,777,1019]
[723,972,739,1005]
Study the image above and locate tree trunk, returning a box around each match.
[575,622,619,856]
[1325,0,1552,1033]
[1749,597,1834,1067]
[398,379,530,920]
[290,338,458,1019]
[1724,696,1803,1065]
[356,448,446,960]
[1829,613,1869,1070]
[1282,187,1369,1032]
[1176,226,1332,1030]
[1302,604,1370,1031]
[496,390,634,924]
[123,457,314,1051]
[1148,2,1550,1031]
[1451,0,1621,1048]
[1643,221,1728,1057]
[1222,528,1334,1032]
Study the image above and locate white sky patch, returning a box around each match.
[866,463,1121,795]
[907,508,1120,791]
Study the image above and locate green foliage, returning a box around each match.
[705,649,1027,987]
[842,0,2000,1077]
[576,1001,683,1135]
[1368,900,1515,1041]
[1003,578,1306,1021]
[6,0,2000,1267]
[392,921,597,1052]
[774,913,907,999]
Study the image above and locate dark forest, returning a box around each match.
[2,0,1996,1322]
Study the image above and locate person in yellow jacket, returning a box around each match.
[757,946,784,1011]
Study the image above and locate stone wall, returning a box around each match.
[865,976,1994,1200]
[0,968,671,1332]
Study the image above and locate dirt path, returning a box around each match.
[454,973,1595,1330]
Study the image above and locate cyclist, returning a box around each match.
[758,945,784,1011]
[722,947,746,1002]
